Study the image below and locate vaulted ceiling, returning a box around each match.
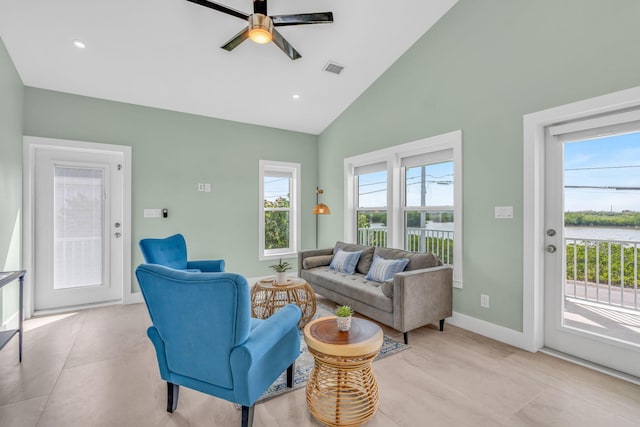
[0,0,457,134]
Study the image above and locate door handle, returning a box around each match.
[114,232,122,238]
[545,244,556,253]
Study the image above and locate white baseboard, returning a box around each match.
[124,291,144,304]
[448,311,529,351]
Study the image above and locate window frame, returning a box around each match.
[344,130,463,288]
[258,160,301,261]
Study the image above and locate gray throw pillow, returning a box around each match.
[334,241,375,274]
[381,279,394,298]
[302,255,333,270]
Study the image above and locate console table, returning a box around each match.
[0,270,26,362]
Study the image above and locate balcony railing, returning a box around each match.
[357,227,454,265]
[357,228,387,248]
[565,237,640,311]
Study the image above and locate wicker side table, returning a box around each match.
[304,316,383,427]
[251,277,316,328]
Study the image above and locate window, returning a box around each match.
[344,131,463,288]
[356,163,388,247]
[402,150,454,264]
[259,160,300,260]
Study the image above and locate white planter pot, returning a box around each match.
[275,272,287,285]
[336,316,352,331]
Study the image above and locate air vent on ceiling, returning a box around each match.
[323,62,344,75]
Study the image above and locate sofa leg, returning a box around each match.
[439,319,445,331]
[286,361,295,388]
[241,405,255,427]
[167,382,179,413]
[403,332,409,345]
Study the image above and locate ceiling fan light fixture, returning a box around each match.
[248,14,273,44]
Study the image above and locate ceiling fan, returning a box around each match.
[186,0,334,60]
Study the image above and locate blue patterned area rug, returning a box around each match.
[257,303,409,402]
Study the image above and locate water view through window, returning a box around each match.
[563,130,640,345]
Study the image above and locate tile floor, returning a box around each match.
[1,300,639,427]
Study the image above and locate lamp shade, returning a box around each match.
[313,203,331,215]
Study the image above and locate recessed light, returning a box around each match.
[73,39,86,49]
[292,94,300,100]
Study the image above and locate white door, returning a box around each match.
[34,147,124,311]
[544,127,640,378]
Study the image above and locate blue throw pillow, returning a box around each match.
[329,249,362,274]
[365,255,409,282]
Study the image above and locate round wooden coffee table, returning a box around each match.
[304,316,383,427]
[251,277,316,328]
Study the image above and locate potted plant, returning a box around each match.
[269,259,292,285]
[335,305,354,331]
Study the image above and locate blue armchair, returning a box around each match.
[136,264,301,427]
[139,233,225,272]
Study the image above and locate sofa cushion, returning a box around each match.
[365,255,410,282]
[303,255,333,270]
[406,252,442,271]
[302,267,393,312]
[329,249,362,274]
[334,241,375,274]
[373,247,442,271]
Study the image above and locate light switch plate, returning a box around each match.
[494,206,513,219]
[144,209,162,218]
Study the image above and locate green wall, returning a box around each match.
[318,0,640,331]
[23,88,318,290]
[0,37,23,324]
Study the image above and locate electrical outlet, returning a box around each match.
[198,183,204,192]
[481,294,490,308]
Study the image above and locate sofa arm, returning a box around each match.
[392,265,453,332]
[186,259,225,272]
[298,248,333,272]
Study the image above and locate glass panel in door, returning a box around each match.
[54,166,105,289]
[562,132,640,346]
[544,128,640,378]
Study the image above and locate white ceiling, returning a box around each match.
[0,0,457,135]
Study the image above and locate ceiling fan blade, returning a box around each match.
[221,27,250,51]
[186,0,249,21]
[271,29,301,60]
[271,12,333,27]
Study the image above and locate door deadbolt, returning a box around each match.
[545,245,556,253]
[546,229,556,237]
[114,222,121,228]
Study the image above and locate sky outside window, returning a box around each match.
[564,131,640,212]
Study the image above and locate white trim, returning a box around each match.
[522,85,640,353]
[258,160,301,261]
[448,311,529,350]
[343,130,463,288]
[548,108,640,136]
[22,136,133,318]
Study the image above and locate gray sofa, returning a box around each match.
[298,241,453,344]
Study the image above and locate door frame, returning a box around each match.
[523,85,640,353]
[23,136,134,318]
